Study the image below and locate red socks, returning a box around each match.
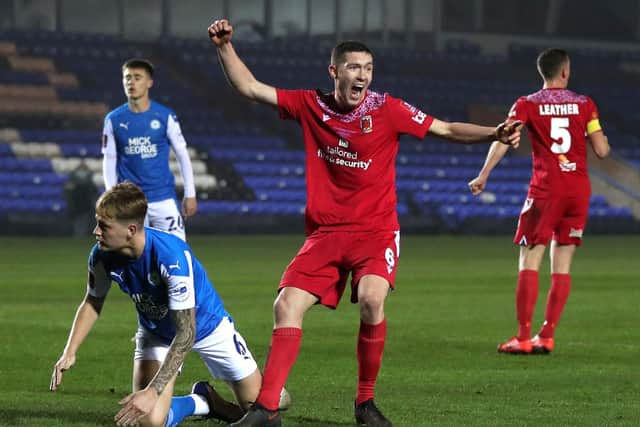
[515,271,572,340]
[256,321,388,409]
[516,269,539,340]
[256,327,302,410]
[539,273,571,338]
[356,319,387,405]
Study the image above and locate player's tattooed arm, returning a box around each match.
[148,308,195,395]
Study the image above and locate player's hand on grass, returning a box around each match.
[50,353,75,391]
[468,175,487,195]
[208,19,233,46]
[114,388,159,426]
[495,120,523,149]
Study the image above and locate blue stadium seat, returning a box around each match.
[212,148,305,163]
[0,158,53,172]
[244,176,306,190]
[0,172,67,185]
[235,162,305,177]
[0,144,14,157]
[59,144,102,157]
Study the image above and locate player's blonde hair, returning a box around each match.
[96,182,147,225]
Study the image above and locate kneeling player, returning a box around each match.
[50,182,289,426]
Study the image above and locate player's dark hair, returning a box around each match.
[122,58,154,77]
[96,182,147,225]
[536,49,569,80]
[331,41,373,65]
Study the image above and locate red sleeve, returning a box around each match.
[506,97,528,124]
[276,88,309,121]
[584,96,602,135]
[586,96,599,120]
[386,95,434,139]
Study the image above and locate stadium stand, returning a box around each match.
[0,29,638,235]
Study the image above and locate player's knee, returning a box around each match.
[273,296,298,323]
[358,292,385,317]
[273,294,307,325]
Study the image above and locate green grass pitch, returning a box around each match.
[1,234,638,426]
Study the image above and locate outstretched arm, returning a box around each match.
[208,19,277,107]
[50,293,105,391]
[429,118,522,147]
[468,141,511,195]
[114,308,196,426]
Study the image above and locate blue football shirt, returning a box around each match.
[87,227,229,343]
[102,101,186,202]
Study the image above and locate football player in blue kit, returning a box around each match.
[50,182,289,427]
[102,58,197,241]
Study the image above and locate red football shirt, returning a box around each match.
[507,88,600,198]
[277,89,434,234]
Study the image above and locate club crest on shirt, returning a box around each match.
[147,271,162,287]
[360,115,373,133]
[150,119,161,130]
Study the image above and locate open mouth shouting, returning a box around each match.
[351,83,365,99]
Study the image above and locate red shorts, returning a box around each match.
[513,195,589,247]
[279,230,401,308]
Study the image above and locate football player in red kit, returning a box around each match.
[209,18,522,426]
[469,48,610,355]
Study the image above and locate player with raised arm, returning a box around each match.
[208,19,521,427]
[50,182,289,427]
[102,59,197,241]
[468,48,610,355]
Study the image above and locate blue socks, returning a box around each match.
[165,396,196,427]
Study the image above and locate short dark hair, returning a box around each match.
[536,48,569,80]
[331,41,373,65]
[122,58,154,77]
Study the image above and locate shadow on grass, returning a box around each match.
[1,408,114,426]
[1,408,358,427]
[190,415,355,427]
[282,416,353,426]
